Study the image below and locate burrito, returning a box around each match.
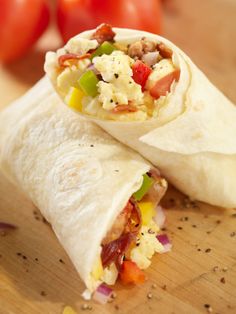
[0,77,168,299]
[45,24,236,208]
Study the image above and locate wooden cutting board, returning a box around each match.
[0,1,236,313]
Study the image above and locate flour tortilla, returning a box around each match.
[45,28,236,208]
[0,77,165,292]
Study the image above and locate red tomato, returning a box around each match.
[150,69,180,99]
[57,0,162,43]
[132,60,152,91]
[0,0,50,63]
[119,260,146,285]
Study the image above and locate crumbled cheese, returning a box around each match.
[81,289,92,300]
[130,224,164,269]
[65,37,98,55]
[146,59,175,90]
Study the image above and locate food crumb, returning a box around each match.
[162,285,167,290]
[81,304,89,310]
[205,248,211,253]
[213,266,219,272]
[42,217,49,225]
[40,291,46,296]
[216,220,221,224]
[111,292,117,299]
[114,304,119,310]
[197,248,201,252]
[147,292,153,299]
[222,267,228,272]
[204,304,213,313]
[59,258,65,264]
[22,255,27,260]
[177,226,183,230]
[35,258,39,262]
[231,213,236,218]
[230,231,236,237]
[17,252,22,256]
[206,231,211,234]
[220,277,226,284]
[151,283,157,289]
[192,225,197,228]
[180,216,189,222]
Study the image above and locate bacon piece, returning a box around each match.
[102,206,131,245]
[125,198,142,234]
[157,43,173,59]
[101,233,136,270]
[101,199,142,269]
[112,104,137,113]
[102,200,141,245]
[91,23,116,44]
[58,53,91,67]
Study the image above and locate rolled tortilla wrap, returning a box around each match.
[0,77,167,294]
[45,26,236,208]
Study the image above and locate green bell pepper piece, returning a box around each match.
[133,174,154,201]
[91,41,116,60]
[78,70,99,97]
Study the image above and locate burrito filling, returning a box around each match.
[49,24,180,121]
[91,170,168,288]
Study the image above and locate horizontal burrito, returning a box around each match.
[45,24,236,208]
[0,77,168,299]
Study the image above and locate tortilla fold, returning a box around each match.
[0,77,166,293]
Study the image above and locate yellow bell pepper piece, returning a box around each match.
[66,87,84,112]
[138,201,156,226]
[91,257,104,281]
[62,306,77,314]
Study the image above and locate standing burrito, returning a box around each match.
[45,24,236,208]
[0,77,168,300]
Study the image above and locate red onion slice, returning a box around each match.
[142,51,159,67]
[0,222,17,230]
[93,284,113,304]
[154,206,166,228]
[156,234,172,253]
[87,64,100,76]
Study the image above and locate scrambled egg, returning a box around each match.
[57,59,91,97]
[65,37,98,55]
[94,51,143,111]
[101,263,119,285]
[130,222,164,269]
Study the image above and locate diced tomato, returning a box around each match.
[150,69,180,99]
[119,260,146,285]
[132,60,152,91]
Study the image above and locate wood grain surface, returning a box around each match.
[0,1,236,313]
